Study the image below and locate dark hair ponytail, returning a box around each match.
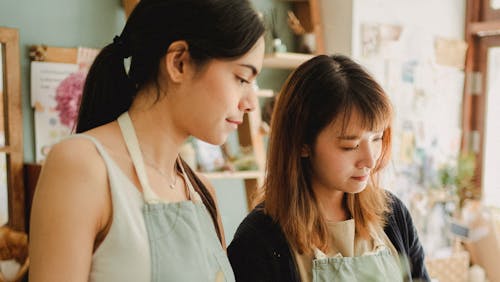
[75,0,265,241]
[75,41,134,133]
[76,0,265,133]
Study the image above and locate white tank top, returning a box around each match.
[72,134,151,282]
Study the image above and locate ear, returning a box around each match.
[164,40,190,83]
[301,145,310,157]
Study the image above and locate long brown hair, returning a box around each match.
[181,158,223,244]
[262,55,393,254]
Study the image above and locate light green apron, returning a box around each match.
[118,112,235,282]
[311,229,404,282]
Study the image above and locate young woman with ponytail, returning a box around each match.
[29,1,265,281]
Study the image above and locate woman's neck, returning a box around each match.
[127,89,187,171]
[313,185,349,222]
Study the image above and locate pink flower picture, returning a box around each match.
[55,72,86,129]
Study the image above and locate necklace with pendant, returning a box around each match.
[144,159,180,189]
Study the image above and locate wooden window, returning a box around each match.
[0,27,25,231]
[464,0,500,205]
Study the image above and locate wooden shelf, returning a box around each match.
[256,89,274,98]
[469,20,500,36]
[263,52,314,69]
[201,170,263,180]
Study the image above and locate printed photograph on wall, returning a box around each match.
[30,47,98,162]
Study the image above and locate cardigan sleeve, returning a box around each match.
[389,193,431,282]
[227,213,279,282]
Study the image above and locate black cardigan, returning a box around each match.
[227,193,430,282]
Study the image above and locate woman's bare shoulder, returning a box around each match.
[45,136,105,173]
[29,135,113,281]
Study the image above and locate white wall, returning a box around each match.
[319,0,466,57]
[320,0,467,256]
[482,47,500,207]
[319,0,354,56]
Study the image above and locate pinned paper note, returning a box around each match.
[435,37,468,69]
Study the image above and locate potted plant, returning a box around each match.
[438,152,478,211]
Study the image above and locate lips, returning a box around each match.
[226,118,243,125]
[352,175,369,181]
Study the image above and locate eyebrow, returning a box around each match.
[337,131,384,140]
[238,64,258,76]
[337,135,360,140]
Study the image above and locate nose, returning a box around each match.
[356,142,378,169]
[238,88,258,113]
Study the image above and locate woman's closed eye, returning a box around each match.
[236,75,250,86]
[341,144,360,151]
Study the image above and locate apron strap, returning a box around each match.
[177,159,202,202]
[117,112,161,203]
[117,111,200,204]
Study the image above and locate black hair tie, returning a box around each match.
[112,35,131,58]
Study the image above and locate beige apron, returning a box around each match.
[311,223,403,282]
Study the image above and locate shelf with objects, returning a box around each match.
[231,0,326,211]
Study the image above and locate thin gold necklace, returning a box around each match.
[143,158,179,189]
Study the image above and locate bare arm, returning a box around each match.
[197,173,227,249]
[29,139,111,282]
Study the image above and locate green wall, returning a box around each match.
[1,0,125,163]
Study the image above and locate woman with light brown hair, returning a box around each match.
[228,54,430,282]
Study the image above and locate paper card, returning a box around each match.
[435,37,468,69]
[399,128,416,165]
[77,47,99,70]
[361,23,403,58]
[31,61,79,162]
[33,110,72,163]
[30,61,78,108]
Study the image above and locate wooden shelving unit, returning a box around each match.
[256,89,274,98]
[234,0,325,211]
[263,52,315,69]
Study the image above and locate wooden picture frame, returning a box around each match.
[0,27,25,232]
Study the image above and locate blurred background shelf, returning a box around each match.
[263,52,314,69]
[256,89,274,97]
